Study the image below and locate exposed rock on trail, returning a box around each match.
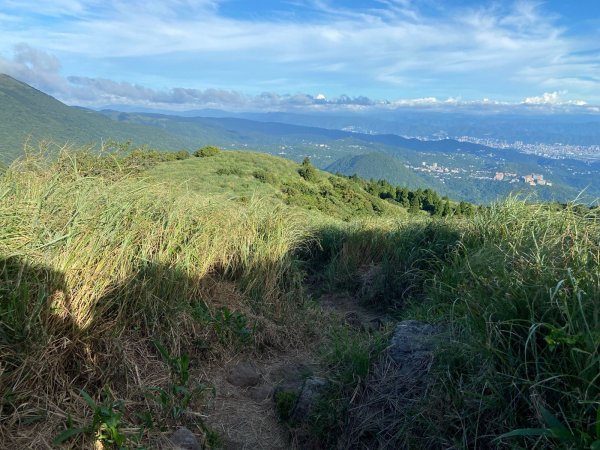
[227,361,262,388]
[338,320,442,449]
[289,377,328,422]
[389,320,439,375]
[168,427,202,450]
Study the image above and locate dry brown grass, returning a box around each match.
[0,150,323,448]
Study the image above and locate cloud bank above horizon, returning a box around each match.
[1,0,599,112]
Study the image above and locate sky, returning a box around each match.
[1,0,600,112]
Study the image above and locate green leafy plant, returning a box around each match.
[147,341,210,420]
[192,302,254,346]
[544,325,582,350]
[214,307,253,345]
[54,390,127,448]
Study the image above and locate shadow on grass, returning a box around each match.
[305,220,464,311]
[0,255,270,447]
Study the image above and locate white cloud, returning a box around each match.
[2,44,597,112]
[523,91,563,104]
[523,91,587,106]
[0,1,599,106]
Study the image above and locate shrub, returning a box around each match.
[174,150,191,160]
[298,157,317,182]
[194,146,221,157]
[252,169,277,184]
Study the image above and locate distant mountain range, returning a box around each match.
[99,104,600,147]
[1,74,598,204]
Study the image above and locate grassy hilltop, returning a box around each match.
[0,147,598,449]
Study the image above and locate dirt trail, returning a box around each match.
[196,291,389,449]
[319,291,389,331]
[198,351,316,449]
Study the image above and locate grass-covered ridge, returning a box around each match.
[146,149,405,220]
[0,147,598,449]
[0,74,189,163]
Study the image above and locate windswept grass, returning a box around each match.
[1,147,597,449]
[0,150,318,447]
[313,197,599,449]
[415,199,600,449]
[146,150,404,221]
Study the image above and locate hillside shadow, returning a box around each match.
[0,256,74,348]
[305,221,464,312]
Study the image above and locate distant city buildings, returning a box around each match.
[494,172,552,186]
[415,161,461,175]
[456,136,600,162]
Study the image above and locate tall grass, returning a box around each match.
[0,150,317,447]
[2,149,598,448]
[315,217,463,309]
[316,197,599,448]
[417,198,600,449]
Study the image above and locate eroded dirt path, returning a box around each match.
[319,291,389,332]
[198,350,316,449]
[194,291,390,449]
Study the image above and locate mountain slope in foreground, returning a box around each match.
[0,74,186,162]
[1,148,597,449]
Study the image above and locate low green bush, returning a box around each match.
[297,157,317,182]
[194,146,221,157]
[252,169,277,184]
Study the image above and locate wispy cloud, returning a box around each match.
[0,1,599,106]
[0,43,597,113]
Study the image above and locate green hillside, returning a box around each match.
[108,111,597,204]
[326,151,443,190]
[0,74,187,162]
[1,148,598,449]
[1,75,595,204]
[149,150,405,221]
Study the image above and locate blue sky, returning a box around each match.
[1,0,599,111]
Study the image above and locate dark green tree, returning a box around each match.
[298,157,317,182]
[409,194,421,214]
[442,199,452,217]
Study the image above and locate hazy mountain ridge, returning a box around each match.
[1,74,597,204]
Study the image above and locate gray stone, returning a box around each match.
[337,321,441,449]
[268,363,308,384]
[291,377,327,421]
[344,311,362,329]
[227,361,261,387]
[268,364,308,397]
[388,320,439,377]
[169,427,201,450]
